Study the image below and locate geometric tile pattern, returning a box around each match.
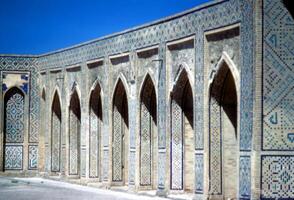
[171,100,183,190]
[209,73,224,194]
[209,94,222,194]
[140,76,155,186]
[28,145,38,170]
[239,156,251,199]
[263,0,294,150]
[112,106,123,181]
[0,57,39,145]
[140,103,152,186]
[0,0,261,194]
[69,110,80,175]
[51,112,61,172]
[37,1,241,73]
[239,0,254,151]
[157,46,167,190]
[3,86,25,171]
[261,156,294,199]
[4,88,24,143]
[4,145,23,170]
[34,0,243,191]
[170,69,190,190]
[89,109,100,178]
[112,80,128,182]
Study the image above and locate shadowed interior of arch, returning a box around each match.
[69,90,81,176]
[113,80,128,127]
[51,92,61,172]
[209,62,237,198]
[283,0,294,19]
[89,84,102,178]
[170,69,194,191]
[112,79,129,184]
[139,75,157,189]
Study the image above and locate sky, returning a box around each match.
[0,0,211,55]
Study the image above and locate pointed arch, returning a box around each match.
[3,85,26,97]
[139,73,157,188]
[111,73,130,104]
[112,78,129,184]
[89,80,103,178]
[3,87,25,170]
[138,71,158,101]
[170,68,194,191]
[208,52,240,91]
[68,81,82,107]
[69,87,81,176]
[51,90,62,172]
[208,52,239,199]
[173,63,194,92]
[51,86,62,108]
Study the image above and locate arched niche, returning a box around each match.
[89,83,102,179]
[3,87,25,170]
[112,79,128,185]
[170,69,194,191]
[51,91,61,172]
[139,74,157,189]
[69,89,81,176]
[209,61,238,199]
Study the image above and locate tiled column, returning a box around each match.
[156,43,167,197]
[193,30,205,200]
[128,51,137,190]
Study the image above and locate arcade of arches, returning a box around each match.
[1,1,294,199]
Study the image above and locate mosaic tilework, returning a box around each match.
[263,0,294,150]
[140,76,155,186]
[239,156,251,199]
[140,103,152,186]
[0,0,260,195]
[112,106,123,181]
[69,110,80,175]
[5,88,24,143]
[89,109,100,178]
[171,100,183,190]
[4,145,23,170]
[38,1,240,72]
[261,156,294,199]
[239,0,254,151]
[209,93,222,194]
[35,3,244,192]
[209,62,230,194]
[156,45,167,191]
[28,145,38,169]
[51,112,61,172]
[112,80,128,182]
[0,57,40,145]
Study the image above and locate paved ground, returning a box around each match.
[0,176,167,200]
